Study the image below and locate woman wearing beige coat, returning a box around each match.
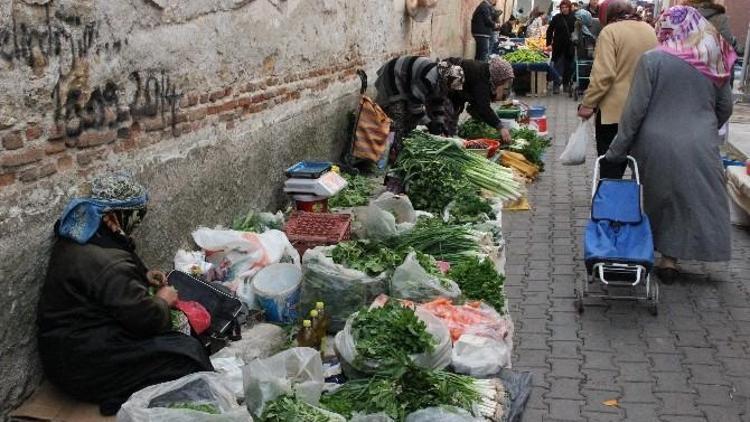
[577,1,657,178]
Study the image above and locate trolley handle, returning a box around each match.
[591,155,640,199]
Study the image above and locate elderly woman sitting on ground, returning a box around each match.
[37,174,213,415]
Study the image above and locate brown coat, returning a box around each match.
[582,20,658,124]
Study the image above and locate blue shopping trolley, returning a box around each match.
[575,156,659,315]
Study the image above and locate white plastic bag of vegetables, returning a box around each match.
[334,308,452,377]
[300,246,389,332]
[391,252,461,302]
[362,192,418,240]
[243,347,325,417]
[117,372,252,422]
[405,406,484,422]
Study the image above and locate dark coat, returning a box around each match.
[547,12,577,61]
[446,58,502,135]
[37,225,212,406]
[472,1,497,36]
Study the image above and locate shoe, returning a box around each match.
[655,267,679,285]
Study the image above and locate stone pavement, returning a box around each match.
[503,95,750,422]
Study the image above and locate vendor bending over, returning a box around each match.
[445,56,514,143]
[37,174,212,415]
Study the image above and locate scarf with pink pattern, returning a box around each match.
[656,6,737,86]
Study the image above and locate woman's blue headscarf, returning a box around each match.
[57,174,148,244]
[575,9,595,39]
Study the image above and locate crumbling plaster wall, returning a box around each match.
[0,0,463,415]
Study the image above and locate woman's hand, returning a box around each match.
[146,270,167,288]
[577,105,595,120]
[500,128,512,144]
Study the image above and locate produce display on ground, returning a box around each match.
[448,256,506,313]
[328,240,404,276]
[329,173,377,209]
[502,49,548,64]
[261,396,344,422]
[458,118,552,171]
[384,218,481,263]
[446,190,496,224]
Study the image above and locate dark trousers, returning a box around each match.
[595,112,627,179]
[474,36,491,61]
[553,54,573,88]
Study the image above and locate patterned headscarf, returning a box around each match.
[57,174,149,244]
[656,6,737,86]
[437,60,465,91]
[488,57,515,88]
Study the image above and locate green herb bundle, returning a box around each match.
[393,131,520,207]
[320,363,482,421]
[449,190,496,224]
[328,241,403,276]
[449,257,506,313]
[385,218,480,263]
[351,301,435,365]
[510,127,552,170]
[231,210,283,233]
[329,173,376,209]
[261,396,340,422]
[166,402,220,414]
[457,118,500,140]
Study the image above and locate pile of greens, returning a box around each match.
[328,241,403,276]
[231,210,283,232]
[503,49,548,64]
[351,300,435,365]
[261,396,339,422]
[320,363,481,420]
[385,218,480,263]
[449,257,506,313]
[165,402,220,414]
[510,127,552,170]
[329,173,376,209]
[448,190,496,224]
[393,131,520,209]
[457,118,499,140]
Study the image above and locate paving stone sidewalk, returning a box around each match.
[503,95,750,422]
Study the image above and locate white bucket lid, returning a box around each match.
[252,263,302,296]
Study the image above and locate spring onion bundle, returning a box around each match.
[394,131,521,203]
[385,218,482,263]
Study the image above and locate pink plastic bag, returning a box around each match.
[175,300,212,335]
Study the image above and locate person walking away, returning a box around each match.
[604,6,736,283]
[577,0,657,179]
[473,0,501,61]
[443,56,515,143]
[37,174,213,415]
[547,0,577,93]
[374,56,465,161]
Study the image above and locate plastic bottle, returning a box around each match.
[297,320,318,349]
[315,302,331,335]
[309,310,324,344]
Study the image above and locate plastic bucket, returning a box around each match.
[530,116,547,133]
[293,194,329,213]
[252,263,302,323]
[528,106,546,118]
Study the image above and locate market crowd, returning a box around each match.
[33,0,743,416]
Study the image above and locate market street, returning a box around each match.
[505,95,750,422]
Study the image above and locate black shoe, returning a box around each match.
[655,267,679,285]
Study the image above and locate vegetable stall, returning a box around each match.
[115,109,550,421]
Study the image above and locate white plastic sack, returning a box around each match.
[334,308,452,377]
[117,372,252,422]
[391,252,461,302]
[559,119,592,166]
[174,250,214,276]
[212,323,287,363]
[452,334,512,377]
[191,228,300,299]
[364,192,417,240]
[300,245,389,332]
[210,356,245,401]
[243,347,324,417]
[405,406,483,422]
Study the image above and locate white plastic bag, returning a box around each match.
[243,347,324,417]
[334,307,452,377]
[364,192,417,240]
[211,323,287,363]
[391,252,461,302]
[405,406,483,422]
[452,334,511,377]
[210,356,245,401]
[300,246,388,332]
[174,250,214,277]
[117,372,252,422]
[191,228,300,290]
[559,119,592,166]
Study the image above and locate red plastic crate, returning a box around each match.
[284,211,352,256]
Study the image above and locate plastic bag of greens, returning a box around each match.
[243,347,324,417]
[117,372,251,422]
[363,192,417,240]
[334,307,452,378]
[350,413,396,422]
[559,119,592,166]
[405,406,483,422]
[391,252,461,302]
[300,246,389,332]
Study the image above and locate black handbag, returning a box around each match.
[167,270,245,353]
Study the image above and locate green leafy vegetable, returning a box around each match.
[449,190,496,224]
[320,363,482,420]
[231,210,283,232]
[329,173,376,209]
[385,218,481,263]
[261,396,339,422]
[510,128,552,170]
[457,118,499,140]
[328,241,404,276]
[449,257,506,313]
[503,49,548,64]
[166,402,220,414]
[351,300,435,365]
